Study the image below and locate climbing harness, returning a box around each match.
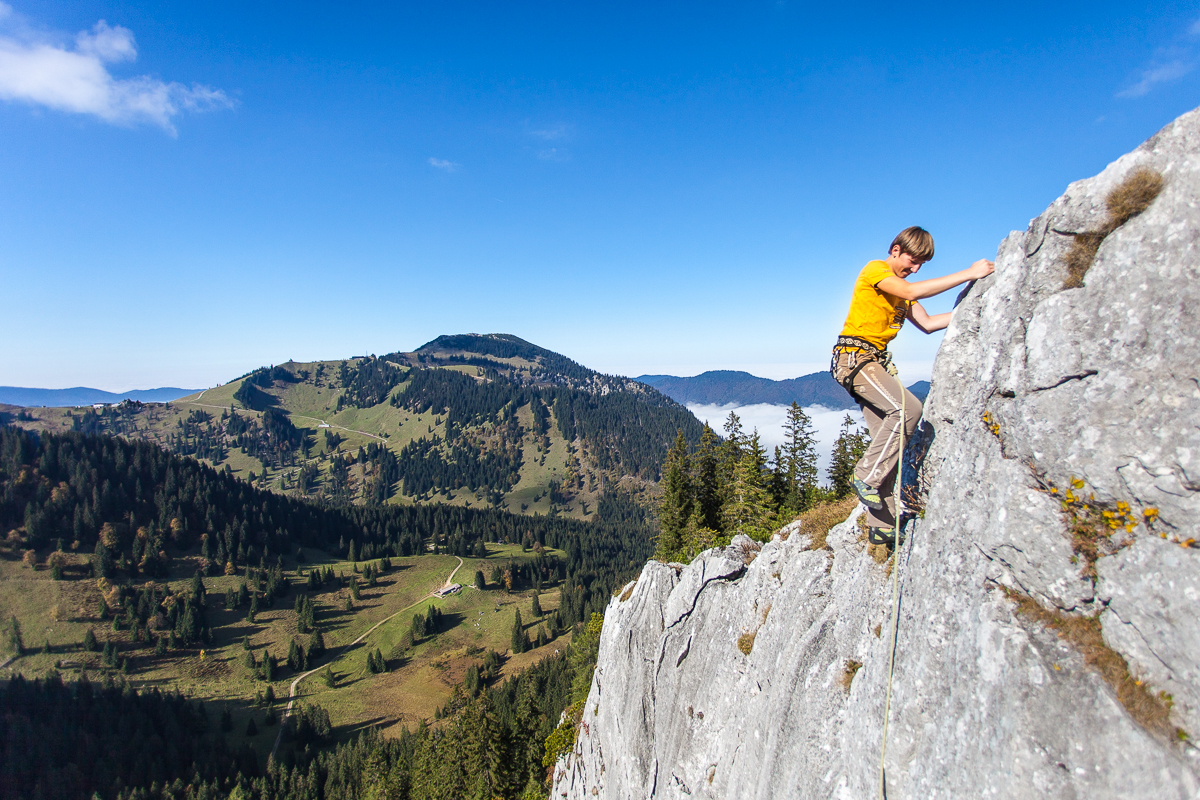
[830,336,894,393]
[878,371,909,800]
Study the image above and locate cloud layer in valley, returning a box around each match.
[0,4,231,133]
[686,403,866,481]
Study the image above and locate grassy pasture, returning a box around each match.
[0,540,566,758]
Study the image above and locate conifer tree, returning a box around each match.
[718,412,745,500]
[769,445,790,512]
[510,609,527,654]
[829,414,870,497]
[530,594,542,618]
[654,431,693,561]
[722,436,776,542]
[191,572,206,604]
[692,424,722,532]
[83,628,99,652]
[474,569,486,590]
[781,402,819,512]
[260,648,274,681]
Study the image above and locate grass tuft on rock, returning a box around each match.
[1063,167,1164,289]
[841,659,863,692]
[798,495,859,552]
[1001,586,1183,742]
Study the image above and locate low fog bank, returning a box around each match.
[686,403,866,481]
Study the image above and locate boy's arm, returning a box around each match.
[907,302,951,334]
[877,259,994,301]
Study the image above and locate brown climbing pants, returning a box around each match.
[835,356,922,530]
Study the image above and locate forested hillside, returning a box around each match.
[8,334,702,523]
[0,422,647,799]
[1,617,607,800]
[0,426,649,623]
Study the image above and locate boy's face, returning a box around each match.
[888,245,926,278]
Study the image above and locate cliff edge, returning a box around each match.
[552,107,1200,798]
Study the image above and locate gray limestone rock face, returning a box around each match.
[552,107,1200,798]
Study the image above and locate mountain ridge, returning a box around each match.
[0,386,199,407]
[637,369,930,408]
[8,334,702,521]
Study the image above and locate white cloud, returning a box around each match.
[686,402,865,481]
[428,157,459,171]
[530,123,570,140]
[1117,59,1193,97]
[0,14,231,134]
[75,19,135,62]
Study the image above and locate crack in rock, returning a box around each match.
[1031,370,1100,392]
[664,564,746,632]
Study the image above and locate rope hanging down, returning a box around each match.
[877,374,910,800]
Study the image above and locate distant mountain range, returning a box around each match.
[636,370,931,409]
[0,386,198,407]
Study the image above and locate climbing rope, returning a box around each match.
[878,373,908,800]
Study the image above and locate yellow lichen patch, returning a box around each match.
[1036,475,1167,579]
[982,410,1002,438]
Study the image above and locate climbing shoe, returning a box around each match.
[867,527,896,547]
[851,477,885,511]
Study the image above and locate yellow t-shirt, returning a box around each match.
[839,260,910,350]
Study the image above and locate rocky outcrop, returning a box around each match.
[552,107,1200,798]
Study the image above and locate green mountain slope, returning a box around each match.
[10,334,703,520]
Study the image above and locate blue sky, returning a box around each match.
[2,1,1198,391]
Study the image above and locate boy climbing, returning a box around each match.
[831,226,994,546]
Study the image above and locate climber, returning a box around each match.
[830,226,994,546]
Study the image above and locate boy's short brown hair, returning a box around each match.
[890,226,935,261]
